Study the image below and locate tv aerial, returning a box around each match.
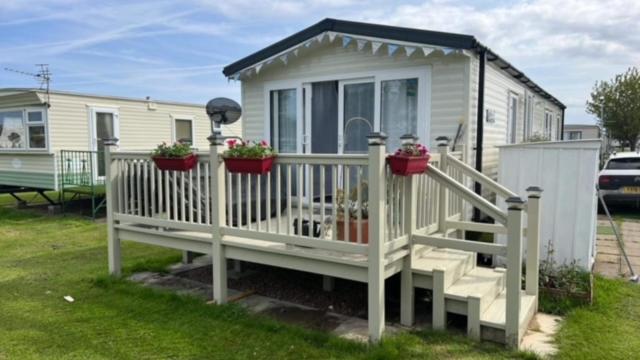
[206,97,241,135]
[4,64,52,107]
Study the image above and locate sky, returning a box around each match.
[1,0,639,124]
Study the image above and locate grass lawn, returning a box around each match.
[0,203,533,360]
[1,200,639,359]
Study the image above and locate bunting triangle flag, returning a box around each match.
[266,58,274,65]
[371,41,382,54]
[421,47,434,56]
[328,32,337,42]
[442,48,455,55]
[280,54,288,65]
[356,39,367,51]
[405,46,416,57]
[316,33,326,43]
[342,35,352,48]
[255,63,263,74]
[293,48,299,57]
[304,41,312,48]
[387,44,399,56]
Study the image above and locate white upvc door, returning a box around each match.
[88,106,120,179]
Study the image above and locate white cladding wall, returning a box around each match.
[496,140,601,269]
[47,92,241,151]
[468,59,564,192]
[240,41,469,150]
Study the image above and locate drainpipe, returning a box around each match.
[473,47,487,221]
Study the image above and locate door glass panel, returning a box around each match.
[270,89,297,153]
[96,112,115,177]
[381,78,418,151]
[343,82,374,154]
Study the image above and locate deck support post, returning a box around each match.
[505,196,525,348]
[367,133,388,343]
[437,137,449,234]
[322,276,335,292]
[525,187,542,304]
[400,134,418,327]
[210,132,228,304]
[466,295,481,340]
[432,268,446,330]
[104,138,121,276]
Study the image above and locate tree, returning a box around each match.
[586,67,640,151]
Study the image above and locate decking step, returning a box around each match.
[480,290,537,332]
[445,267,506,313]
[412,247,475,289]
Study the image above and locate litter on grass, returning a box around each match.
[64,295,74,303]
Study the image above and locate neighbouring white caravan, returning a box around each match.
[0,88,242,192]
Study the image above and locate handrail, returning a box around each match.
[426,164,508,224]
[446,153,517,199]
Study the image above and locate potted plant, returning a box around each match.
[223,139,276,175]
[336,181,369,244]
[387,142,430,176]
[151,141,198,171]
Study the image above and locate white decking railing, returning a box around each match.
[102,134,539,348]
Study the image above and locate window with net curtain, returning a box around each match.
[270,89,297,153]
[175,119,193,144]
[0,109,46,149]
[381,78,418,151]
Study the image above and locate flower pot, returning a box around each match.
[387,154,430,176]
[152,153,198,171]
[224,156,275,175]
[336,218,369,244]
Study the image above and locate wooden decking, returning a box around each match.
[102,135,542,348]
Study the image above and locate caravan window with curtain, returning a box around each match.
[0,108,47,150]
[380,78,418,151]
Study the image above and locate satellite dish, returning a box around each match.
[206,97,241,126]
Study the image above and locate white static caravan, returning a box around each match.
[0,88,242,193]
[223,18,565,198]
[98,19,558,348]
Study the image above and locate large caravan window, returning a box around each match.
[174,118,194,144]
[0,108,47,150]
[544,110,554,140]
[524,95,534,141]
[506,93,519,144]
[270,89,297,153]
[381,78,418,151]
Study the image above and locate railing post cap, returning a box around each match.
[103,137,119,146]
[526,186,543,197]
[400,133,418,141]
[208,130,226,146]
[367,132,387,145]
[436,136,450,147]
[505,196,525,210]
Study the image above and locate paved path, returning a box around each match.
[594,217,640,278]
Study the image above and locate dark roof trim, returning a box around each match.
[223,18,476,77]
[223,18,565,109]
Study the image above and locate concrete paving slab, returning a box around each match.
[521,313,562,358]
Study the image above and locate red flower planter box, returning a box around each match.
[387,154,430,176]
[153,154,198,171]
[224,156,275,175]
